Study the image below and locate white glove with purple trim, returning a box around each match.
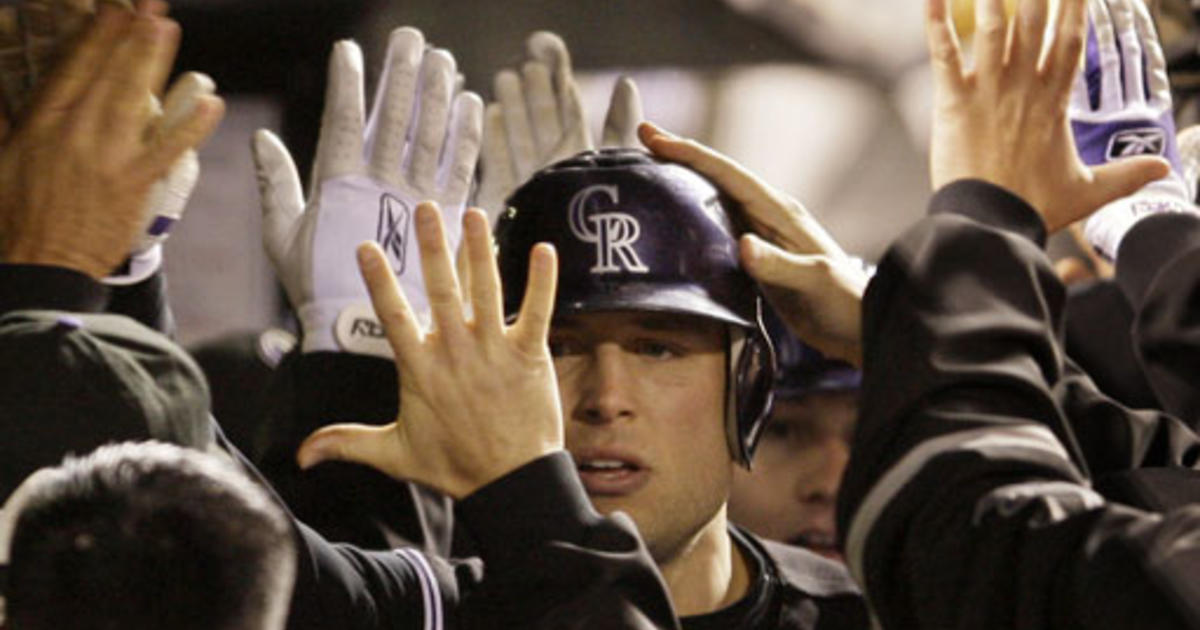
[105,72,214,286]
[1071,0,1196,261]
[474,31,644,223]
[254,28,482,357]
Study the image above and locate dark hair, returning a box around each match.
[7,442,295,630]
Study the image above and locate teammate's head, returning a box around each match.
[730,314,859,561]
[4,442,296,630]
[496,148,774,560]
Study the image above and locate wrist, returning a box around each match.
[102,245,163,286]
[1084,176,1196,261]
[4,243,113,280]
[297,301,395,359]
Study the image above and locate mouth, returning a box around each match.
[788,530,842,561]
[573,452,650,497]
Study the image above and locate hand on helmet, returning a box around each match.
[638,122,866,366]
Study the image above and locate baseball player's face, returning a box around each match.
[728,391,855,563]
[550,310,732,562]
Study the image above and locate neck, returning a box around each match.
[658,505,752,617]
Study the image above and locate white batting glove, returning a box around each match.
[105,73,213,286]
[474,31,644,223]
[1071,0,1196,262]
[254,28,482,358]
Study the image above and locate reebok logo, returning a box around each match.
[1107,128,1166,159]
[567,184,649,275]
[349,318,385,339]
[377,194,412,274]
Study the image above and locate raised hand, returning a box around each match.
[1072,0,1196,261]
[0,1,210,285]
[474,31,644,223]
[296,205,563,499]
[638,121,867,366]
[927,0,1168,233]
[0,3,223,279]
[254,28,483,357]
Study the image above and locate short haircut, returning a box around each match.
[6,442,296,630]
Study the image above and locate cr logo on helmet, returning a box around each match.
[567,184,649,275]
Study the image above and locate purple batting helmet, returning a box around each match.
[495,148,775,467]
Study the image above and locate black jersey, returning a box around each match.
[682,526,866,630]
[837,179,1200,630]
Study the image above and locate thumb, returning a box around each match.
[600,76,643,148]
[296,422,408,480]
[1076,157,1172,225]
[253,129,304,263]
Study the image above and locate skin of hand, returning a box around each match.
[927,0,1168,233]
[296,205,565,499]
[638,121,867,367]
[0,2,223,278]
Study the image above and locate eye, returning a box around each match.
[631,339,681,360]
[548,336,585,357]
[762,421,793,442]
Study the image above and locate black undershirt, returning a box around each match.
[681,526,780,629]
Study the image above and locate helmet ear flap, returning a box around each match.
[728,300,776,468]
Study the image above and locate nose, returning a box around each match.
[574,343,636,425]
[794,438,849,507]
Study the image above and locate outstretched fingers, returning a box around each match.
[312,41,367,191]
[1047,0,1089,94]
[33,4,129,116]
[440,91,484,204]
[366,27,424,187]
[927,0,965,89]
[1011,0,1050,71]
[511,243,557,355]
[463,209,505,337]
[83,12,178,137]
[357,240,423,364]
[132,92,223,187]
[409,49,455,195]
[973,0,1009,76]
[601,76,643,148]
[638,121,771,206]
[414,202,469,347]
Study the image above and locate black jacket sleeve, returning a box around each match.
[105,268,176,335]
[0,261,174,334]
[280,452,678,630]
[837,180,1200,630]
[1117,213,1200,427]
[0,264,108,313]
[0,261,679,629]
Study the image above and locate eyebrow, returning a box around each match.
[551,314,721,334]
[634,316,681,332]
